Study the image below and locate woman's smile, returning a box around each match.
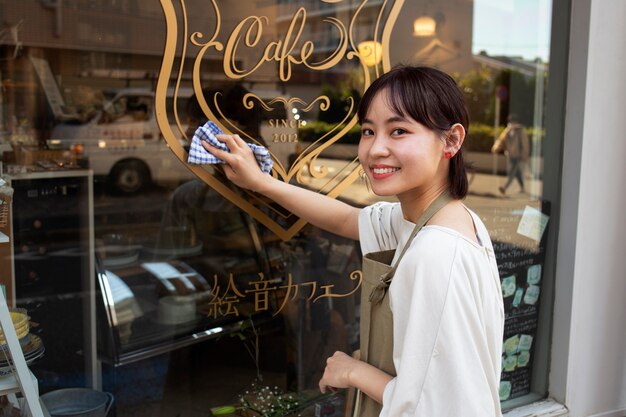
[370,164,401,179]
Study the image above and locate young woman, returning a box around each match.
[202,66,504,417]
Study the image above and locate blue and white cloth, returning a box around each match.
[187,121,273,174]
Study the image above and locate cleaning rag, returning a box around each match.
[188,121,273,174]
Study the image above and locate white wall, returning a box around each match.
[552,1,626,416]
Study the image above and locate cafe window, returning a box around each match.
[0,0,561,415]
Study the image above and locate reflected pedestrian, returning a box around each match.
[491,114,530,195]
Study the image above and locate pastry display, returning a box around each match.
[0,308,45,375]
[0,309,30,346]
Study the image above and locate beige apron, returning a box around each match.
[355,192,452,417]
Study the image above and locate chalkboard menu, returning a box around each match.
[488,202,551,402]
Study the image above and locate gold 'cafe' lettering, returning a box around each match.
[223,7,348,81]
[159,0,404,240]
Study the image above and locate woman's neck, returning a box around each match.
[398,183,450,224]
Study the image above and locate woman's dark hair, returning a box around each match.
[357,65,470,199]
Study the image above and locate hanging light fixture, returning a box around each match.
[357,40,383,67]
[413,16,436,37]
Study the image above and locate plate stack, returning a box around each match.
[0,308,45,375]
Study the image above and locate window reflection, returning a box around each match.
[0,0,554,413]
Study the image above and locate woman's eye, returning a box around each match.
[361,128,374,136]
[392,128,407,135]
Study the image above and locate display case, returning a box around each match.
[95,185,288,366]
[96,260,283,366]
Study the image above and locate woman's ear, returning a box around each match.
[444,123,466,157]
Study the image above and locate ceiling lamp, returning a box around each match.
[357,40,383,67]
[413,16,436,37]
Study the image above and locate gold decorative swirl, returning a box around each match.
[345,1,373,90]
[348,0,368,53]
[189,32,204,44]
[350,270,363,284]
[382,0,404,71]
[295,165,305,184]
[312,269,363,302]
[301,157,359,198]
[243,93,274,111]
[242,94,330,113]
[302,96,330,112]
[373,0,388,78]
[189,0,223,49]
[307,17,348,68]
[191,0,225,127]
[172,0,189,140]
[349,49,372,88]
[307,158,329,180]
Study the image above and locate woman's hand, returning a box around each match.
[202,134,273,193]
[319,351,393,403]
[318,351,360,393]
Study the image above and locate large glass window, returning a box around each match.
[0,0,558,415]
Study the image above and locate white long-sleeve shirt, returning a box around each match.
[359,202,504,417]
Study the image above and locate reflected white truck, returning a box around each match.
[49,89,195,194]
[49,88,299,193]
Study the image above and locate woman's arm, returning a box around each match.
[203,134,360,240]
[318,351,393,404]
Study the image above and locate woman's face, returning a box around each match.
[357,90,449,200]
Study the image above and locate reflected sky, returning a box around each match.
[472,0,552,61]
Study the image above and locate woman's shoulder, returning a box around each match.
[411,226,464,256]
[426,200,482,245]
[410,214,491,261]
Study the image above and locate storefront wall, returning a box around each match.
[0,1,584,416]
[549,1,626,416]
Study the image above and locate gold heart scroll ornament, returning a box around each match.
[155,0,404,240]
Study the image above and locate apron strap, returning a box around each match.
[369,191,453,304]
